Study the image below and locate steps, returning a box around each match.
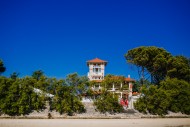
[83,102,97,114]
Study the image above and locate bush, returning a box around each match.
[94,91,123,114]
[0,77,46,116]
[50,85,85,115]
[134,78,190,115]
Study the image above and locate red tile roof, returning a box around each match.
[87,58,107,65]
[108,76,135,82]
[94,80,102,83]
[91,77,135,82]
[125,77,135,82]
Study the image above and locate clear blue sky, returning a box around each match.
[0,0,190,79]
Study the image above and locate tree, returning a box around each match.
[93,75,124,114]
[50,73,86,115]
[167,56,190,83]
[46,78,65,95]
[0,77,46,116]
[10,72,19,80]
[94,91,123,114]
[32,70,44,81]
[77,76,90,96]
[132,82,140,92]
[160,78,190,114]
[125,46,172,85]
[102,75,125,90]
[0,77,13,114]
[134,78,190,115]
[133,79,151,93]
[50,79,85,115]
[65,73,90,98]
[0,59,6,75]
[34,75,49,91]
[20,77,46,113]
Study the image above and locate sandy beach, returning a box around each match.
[0,118,190,127]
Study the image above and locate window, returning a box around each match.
[93,64,101,73]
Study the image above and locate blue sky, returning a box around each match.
[0,0,190,79]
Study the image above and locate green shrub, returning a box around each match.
[134,78,190,115]
[0,77,46,116]
[94,91,123,114]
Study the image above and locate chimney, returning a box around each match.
[128,75,130,78]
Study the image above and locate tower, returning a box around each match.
[87,58,107,81]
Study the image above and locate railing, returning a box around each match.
[108,88,116,91]
[92,87,102,91]
[93,72,101,74]
[93,66,101,68]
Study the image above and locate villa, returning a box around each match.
[86,58,136,109]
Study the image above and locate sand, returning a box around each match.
[0,118,190,127]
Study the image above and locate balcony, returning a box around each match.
[92,86,102,91]
[92,72,102,75]
[93,65,101,68]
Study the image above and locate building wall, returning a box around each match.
[88,63,105,81]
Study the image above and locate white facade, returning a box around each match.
[87,58,107,81]
[88,63,106,80]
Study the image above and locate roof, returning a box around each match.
[94,80,102,83]
[89,80,103,83]
[125,77,135,82]
[91,77,135,83]
[87,58,107,65]
[106,76,135,82]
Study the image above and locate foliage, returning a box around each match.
[85,89,94,96]
[125,46,190,85]
[0,77,46,116]
[51,85,85,115]
[0,71,88,116]
[102,75,125,90]
[160,78,190,114]
[10,72,19,80]
[126,46,190,115]
[132,82,139,92]
[0,59,6,75]
[34,75,50,91]
[167,56,190,83]
[50,73,86,115]
[65,73,89,95]
[134,78,190,115]
[133,79,151,92]
[32,70,44,81]
[125,46,171,85]
[94,91,123,114]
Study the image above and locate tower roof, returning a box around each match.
[87,58,107,65]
